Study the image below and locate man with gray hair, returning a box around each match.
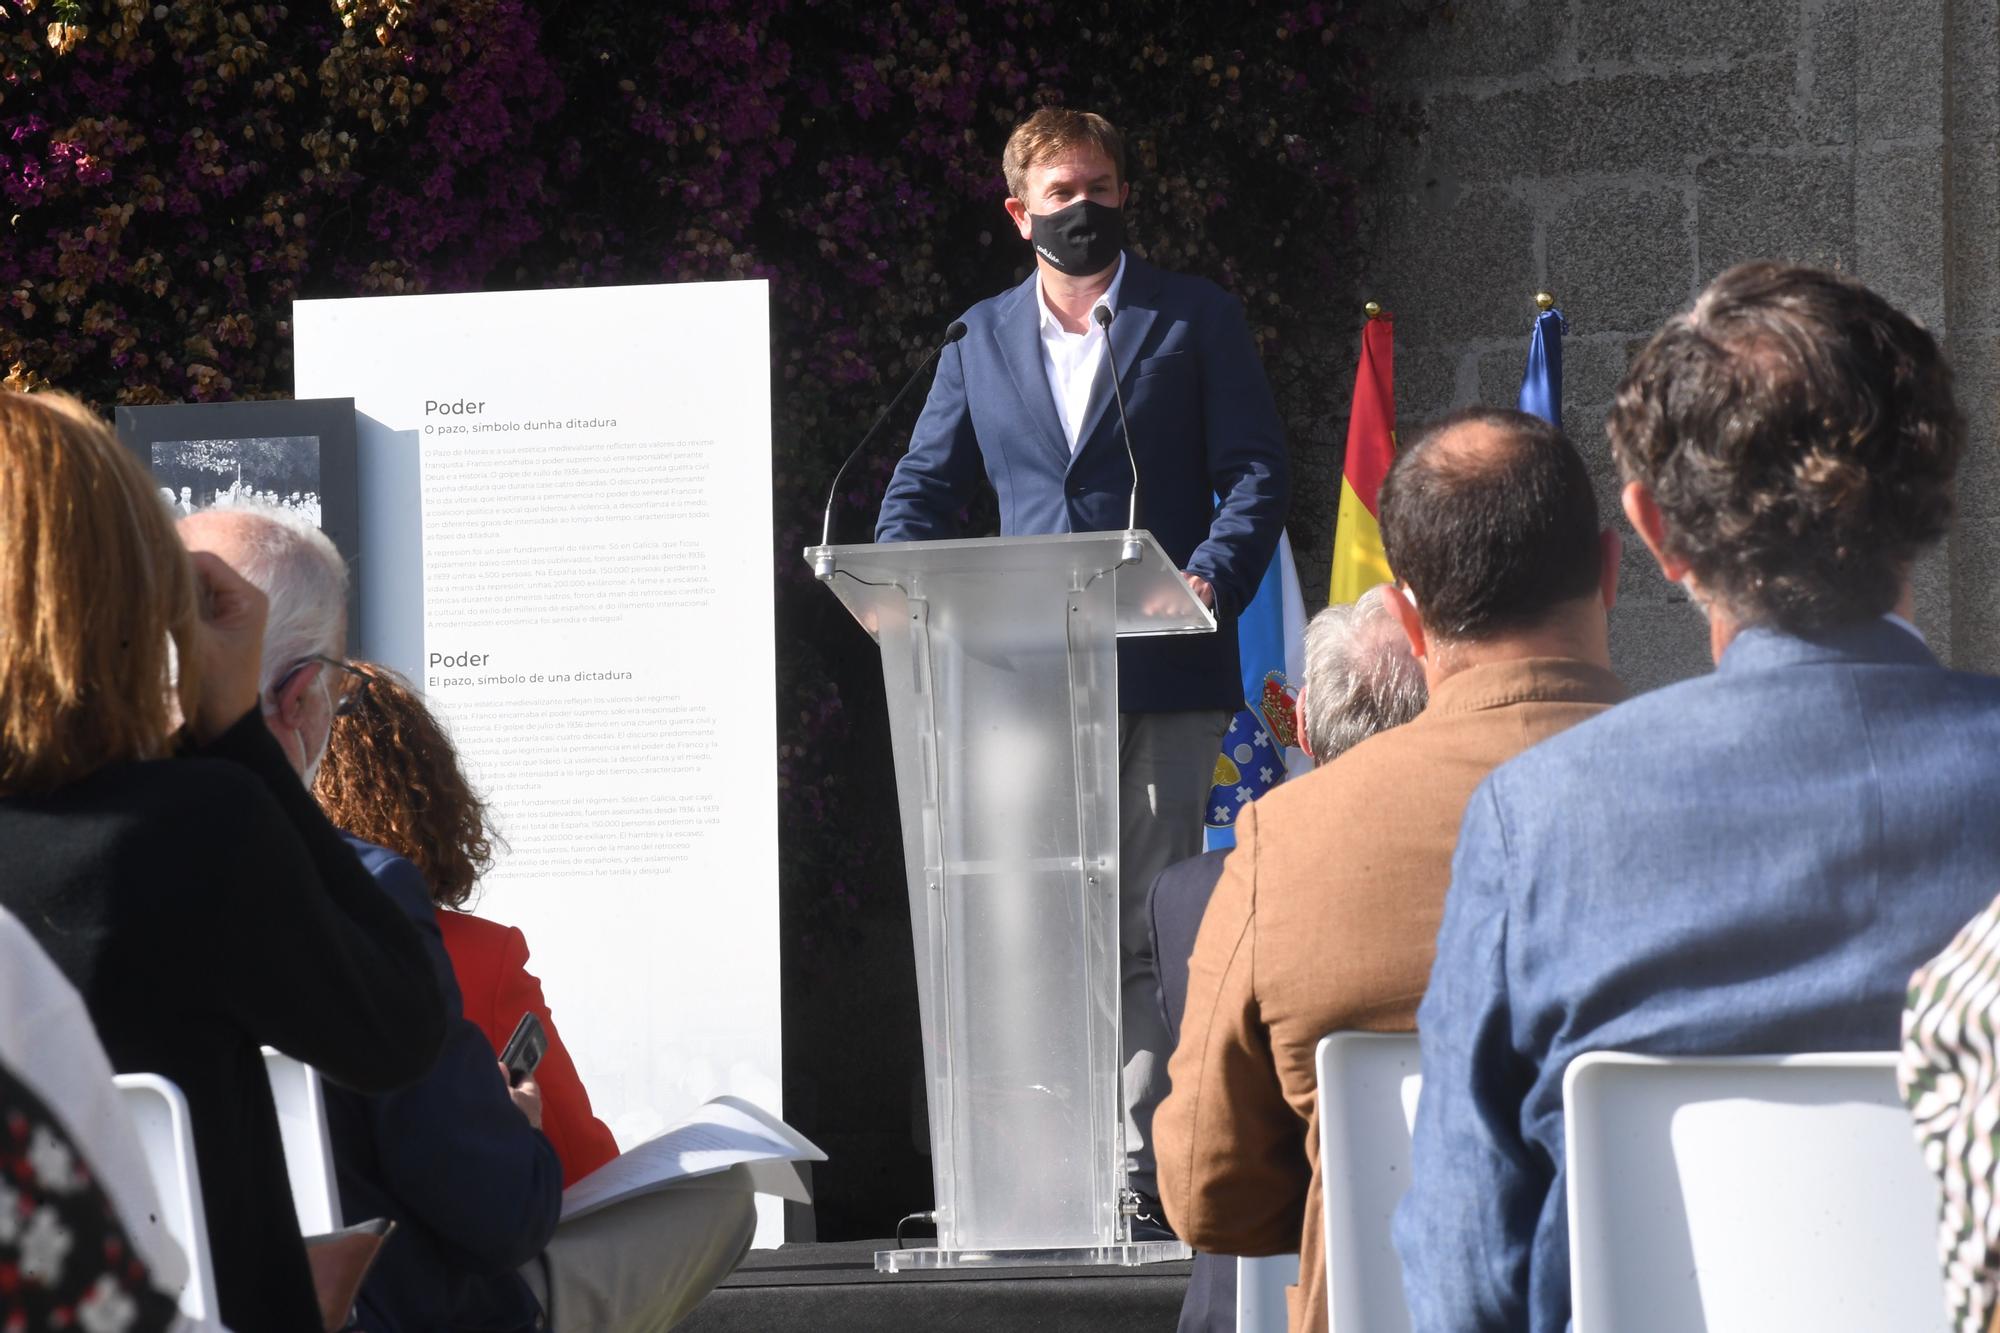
[180,503,751,1333]
[1145,582,1425,1333]
[179,504,356,782]
[1149,584,1430,1064]
[1150,584,1429,1047]
[1296,586,1429,766]
[1156,407,1624,1333]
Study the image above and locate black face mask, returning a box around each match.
[1029,198,1125,277]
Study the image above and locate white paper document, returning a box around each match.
[561,1095,826,1223]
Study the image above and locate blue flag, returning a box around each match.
[1202,533,1306,852]
[1518,306,1567,428]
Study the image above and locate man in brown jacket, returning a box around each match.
[1154,406,1625,1333]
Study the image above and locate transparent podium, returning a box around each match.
[808,531,1212,1273]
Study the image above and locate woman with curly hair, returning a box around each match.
[313,664,619,1186]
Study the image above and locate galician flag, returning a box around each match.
[1329,309,1395,605]
[1202,532,1308,850]
[1518,299,1566,428]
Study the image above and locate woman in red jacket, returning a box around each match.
[313,663,619,1187]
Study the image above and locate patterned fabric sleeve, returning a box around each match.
[1901,890,2000,1333]
[0,1060,180,1333]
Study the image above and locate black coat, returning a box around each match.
[0,710,447,1332]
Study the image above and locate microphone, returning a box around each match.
[1093,304,1144,565]
[818,320,970,566]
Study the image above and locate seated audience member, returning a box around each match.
[184,505,753,1333]
[179,503,561,1333]
[0,903,196,1318]
[1150,584,1426,1333]
[313,662,619,1185]
[1393,263,2000,1333]
[1901,894,2000,1333]
[0,1055,183,1333]
[1158,409,1623,1333]
[1151,585,1430,1063]
[0,392,445,1333]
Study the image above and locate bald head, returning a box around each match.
[1378,407,1603,644]
[180,505,348,697]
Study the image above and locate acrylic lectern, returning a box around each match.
[808,531,1212,1272]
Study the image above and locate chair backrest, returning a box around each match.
[1564,1051,1950,1333]
[114,1073,219,1322]
[262,1047,343,1235]
[1316,1032,1421,1333]
[1235,1252,1300,1333]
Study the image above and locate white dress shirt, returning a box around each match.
[1037,253,1127,454]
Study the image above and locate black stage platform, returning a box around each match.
[678,1239,1194,1332]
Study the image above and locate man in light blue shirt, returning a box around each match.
[1394,262,2000,1333]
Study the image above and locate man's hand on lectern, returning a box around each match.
[1181,571,1215,610]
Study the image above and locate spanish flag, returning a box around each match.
[1329,309,1395,604]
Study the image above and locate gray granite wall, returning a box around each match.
[1296,0,2000,691]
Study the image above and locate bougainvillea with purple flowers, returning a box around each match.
[3,0,1430,956]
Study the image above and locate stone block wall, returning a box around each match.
[1292,0,2000,691]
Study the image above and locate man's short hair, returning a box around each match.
[193,502,348,694]
[1301,585,1427,761]
[1378,407,1601,641]
[1609,262,1962,631]
[1002,107,1126,200]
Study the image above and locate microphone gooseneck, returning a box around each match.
[819,320,970,553]
[1093,304,1142,545]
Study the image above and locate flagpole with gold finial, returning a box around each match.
[1521,292,1564,427]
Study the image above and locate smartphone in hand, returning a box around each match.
[499,1011,547,1088]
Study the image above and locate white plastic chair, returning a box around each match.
[262,1047,343,1235]
[114,1073,219,1323]
[1564,1051,1950,1332]
[1316,1032,1421,1333]
[1235,1252,1300,1333]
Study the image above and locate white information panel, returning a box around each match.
[295,282,784,1242]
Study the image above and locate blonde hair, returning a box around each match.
[1002,107,1126,200]
[0,391,201,794]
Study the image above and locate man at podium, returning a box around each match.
[875,106,1289,1230]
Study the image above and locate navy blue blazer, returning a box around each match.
[1393,620,2000,1333]
[875,253,1289,713]
[327,836,563,1333]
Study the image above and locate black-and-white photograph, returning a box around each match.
[152,435,323,525]
[116,395,361,625]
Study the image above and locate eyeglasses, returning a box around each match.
[271,654,374,718]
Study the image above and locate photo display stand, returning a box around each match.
[806,530,1212,1273]
[115,398,360,629]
